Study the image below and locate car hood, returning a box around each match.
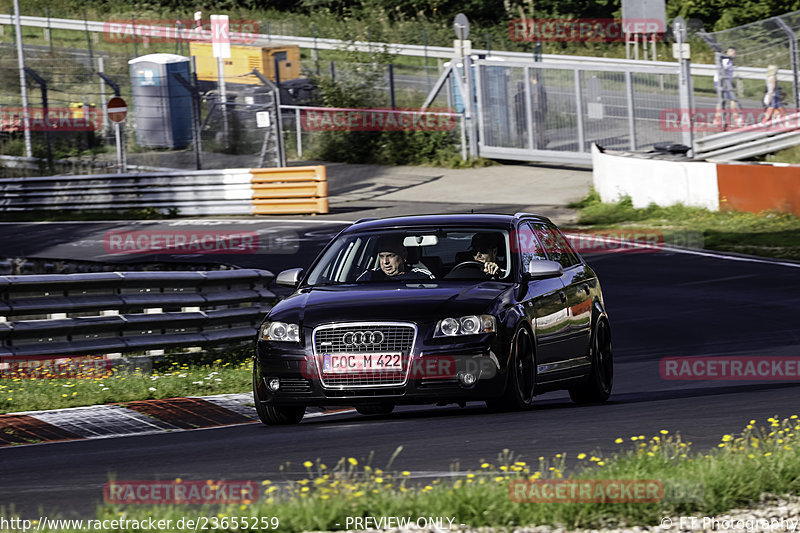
[271,282,513,325]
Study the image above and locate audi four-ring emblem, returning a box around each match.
[342,331,385,346]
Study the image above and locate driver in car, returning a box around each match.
[357,235,435,281]
[470,233,504,277]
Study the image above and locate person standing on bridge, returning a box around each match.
[712,47,743,128]
[761,64,786,125]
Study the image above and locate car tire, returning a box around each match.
[569,318,613,404]
[486,326,536,411]
[253,367,305,425]
[355,402,395,416]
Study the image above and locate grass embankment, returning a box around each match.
[570,189,800,260]
[0,349,252,414]
[8,415,799,532]
[764,145,800,165]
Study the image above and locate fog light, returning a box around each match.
[268,378,280,391]
[458,372,477,386]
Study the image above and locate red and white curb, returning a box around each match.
[0,393,351,447]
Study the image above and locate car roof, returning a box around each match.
[348,213,553,231]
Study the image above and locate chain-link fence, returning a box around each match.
[698,10,800,112]
[474,58,688,162]
[6,8,800,167]
[0,14,462,168]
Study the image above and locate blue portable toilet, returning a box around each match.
[128,53,192,148]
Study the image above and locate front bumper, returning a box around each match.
[254,335,507,407]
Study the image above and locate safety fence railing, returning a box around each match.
[0,12,789,79]
[0,165,328,215]
[0,269,274,359]
[471,57,685,163]
[693,110,800,160]
[6,13,800,163]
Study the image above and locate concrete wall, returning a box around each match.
[592,145,720,210]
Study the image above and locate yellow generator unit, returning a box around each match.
[68,102,97,119]
[189,42,301,85]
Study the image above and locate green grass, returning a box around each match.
[569,189,800,260]
[8,415,799,532]
[762,145,800,165]
[0,348,252,414]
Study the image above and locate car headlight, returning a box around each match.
[434,315,496,338]
[260,321,300,342]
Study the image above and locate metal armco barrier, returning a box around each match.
[0,166,329,215]
[251,166,328,215]
[693,112,800,160]
[0,269,274,359]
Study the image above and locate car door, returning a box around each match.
[531,223,593,370]
[515,222,571,372]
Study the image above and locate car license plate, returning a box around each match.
[322,353,402,373]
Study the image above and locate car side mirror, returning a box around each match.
[522,260,563,281]
[276,268,304,288]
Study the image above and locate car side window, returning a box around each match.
[516,223,548,273]
[532,223,580,268]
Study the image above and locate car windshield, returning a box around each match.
[304,228,512,286]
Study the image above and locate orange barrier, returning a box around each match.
[249,166,328,214]
[716,163,800,216]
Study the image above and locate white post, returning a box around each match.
[13,0,32,157]
[295,107,302,158]
[98,57,108,138]
[217,56,228,147]
[115,122,122,173]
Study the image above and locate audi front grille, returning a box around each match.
[312,322,417,388]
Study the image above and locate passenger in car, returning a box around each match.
[356,235,435,281]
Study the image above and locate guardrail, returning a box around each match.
[694,112,800,160]
[0,165,328,215]
[0,269,274,359]
[251,166,328,214]
[0,13,788,82]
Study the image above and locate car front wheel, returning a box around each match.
[486,326,536,411]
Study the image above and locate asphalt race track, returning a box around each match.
[1,220,800,520]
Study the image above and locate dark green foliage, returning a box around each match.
[5,0,800,32]
[667,0,800,31]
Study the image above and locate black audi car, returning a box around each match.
[253,213,612,425]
